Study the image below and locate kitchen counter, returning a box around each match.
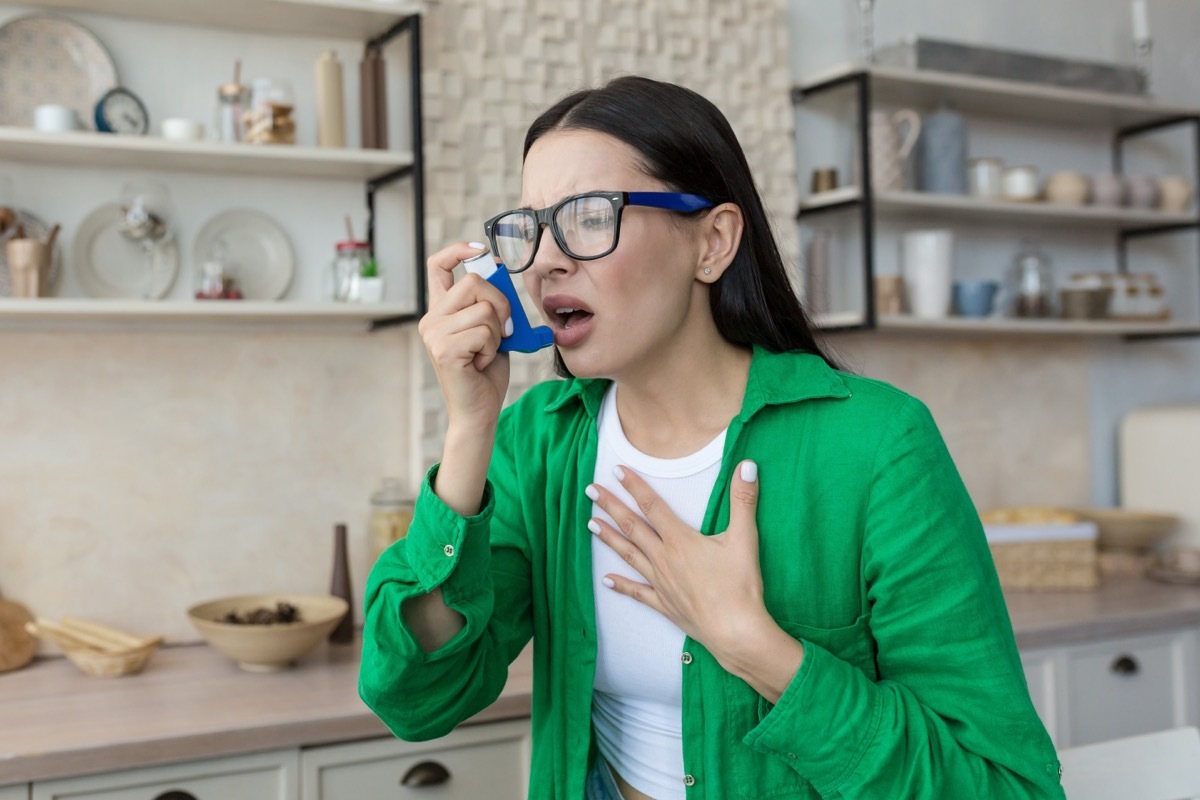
[3,574,1200,785]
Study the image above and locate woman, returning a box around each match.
[360,75,1064,800]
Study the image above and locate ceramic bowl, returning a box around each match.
[1091,174,1128,207]
[187,594,348,672]
[1044,171,1090,206]
[1072,508,1179,552]
[1158,176,1195,213]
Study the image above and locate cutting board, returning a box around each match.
[1120,405,1200,550]
[0,587,36,672]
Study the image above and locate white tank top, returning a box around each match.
[591,384,726,800]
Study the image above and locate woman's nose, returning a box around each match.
[529,227,575,278]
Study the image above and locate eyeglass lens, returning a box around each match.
[493,195,617,271]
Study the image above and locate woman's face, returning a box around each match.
[519,130,711,381]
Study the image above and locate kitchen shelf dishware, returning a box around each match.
[0,207,63,296]
[0,14,118,130]
[187,593,349,672]
[793,64,1200,341]
[73,202,179,299]
[192,209,295,301]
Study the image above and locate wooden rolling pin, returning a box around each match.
[30,617,162,653]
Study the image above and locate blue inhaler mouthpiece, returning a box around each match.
[461,252,554,353]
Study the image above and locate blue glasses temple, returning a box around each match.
[626,192,713,212]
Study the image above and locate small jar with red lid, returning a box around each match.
[331,239,369,301]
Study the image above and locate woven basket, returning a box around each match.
[988,538,1099,591]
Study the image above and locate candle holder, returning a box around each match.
[1133,37,1153,92]
[857,0,876,65]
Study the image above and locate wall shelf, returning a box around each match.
[0,299,417,330]
[877,315,1200,338]
[0,127,413,181]
[800,188,1199,232]
[796,63,1200,128]
[11,0,420,39]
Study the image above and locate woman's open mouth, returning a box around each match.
[542,295,596,347]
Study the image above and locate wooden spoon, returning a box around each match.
[0,588,37,673]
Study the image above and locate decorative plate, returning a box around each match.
[192,210,295,301]
[73,203,179,299]
[0,15,119,129]
[0,208,63,296]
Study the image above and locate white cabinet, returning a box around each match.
[1064,630,1198,747]
[1020,628,1200,749]
[0,785,29,800]
[31,749,298,800]
[300,719,532,800]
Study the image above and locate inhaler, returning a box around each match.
[461,251,554,353]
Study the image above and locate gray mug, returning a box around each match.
[918,108,968,195]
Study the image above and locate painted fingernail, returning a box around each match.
[741,460,758,482]
[468,241,487,250]
[588,519,601,535]
[585,484,600,501]
[503,317,514,336]
[602,577,615,589]
[612,465,626,481]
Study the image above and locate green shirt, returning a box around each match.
[360,347,1065,799]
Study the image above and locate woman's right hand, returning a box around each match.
[418,242,513,433]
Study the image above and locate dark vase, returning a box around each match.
[329,523,354,644]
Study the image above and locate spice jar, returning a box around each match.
[244,78,296,145]
[331,239,369,302]
[369,478,414,563]
[214,81,251,143]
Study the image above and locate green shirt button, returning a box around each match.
[683,774,696,786]
[787,753,798,760]
[443,544,455,557]
[680,652,693,665]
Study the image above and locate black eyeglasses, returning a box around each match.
[483,191,714,274]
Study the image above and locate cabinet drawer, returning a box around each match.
[31,749,298,800]
[1065,632,1192,746]
[301,719,531,800]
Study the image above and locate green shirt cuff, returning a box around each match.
[406,463,496,601]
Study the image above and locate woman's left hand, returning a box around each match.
[587,460,773,659]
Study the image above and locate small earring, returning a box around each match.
[703,268,713,275]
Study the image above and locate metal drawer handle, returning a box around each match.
[1111,654,1140,676]
[401,760,451,787]
[152,792,198,800]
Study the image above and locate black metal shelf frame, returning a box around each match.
[1114,115,1200,341]
[367,14,426,333]
[792,71,1200,341]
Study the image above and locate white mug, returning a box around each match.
[901,230,954,318]
[161,118,205,141]
[34,104,80,133]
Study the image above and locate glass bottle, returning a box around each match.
[214,81,251,143]
[245,78,296,145]
[369,478,414,564]
[331,239,369,302]
[328,523,354,644]
[1010,241,1054,318]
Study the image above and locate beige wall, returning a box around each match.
[0,0,1090,644]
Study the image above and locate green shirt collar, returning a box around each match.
[542,345,851,420]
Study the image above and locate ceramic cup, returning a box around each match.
[1001,166,1040,202]
[1158,176,1195,213]
[161,118,206,141]
[953,279,999,318]
[1091,173,1128,207]
[968,157,1004,199]
[6,238,50,298]
[1126,176,1161,210]
[34,104,80,133]
[901,230,954,318]
[1044,171,1091,206]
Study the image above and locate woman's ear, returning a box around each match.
[696,203,744,283]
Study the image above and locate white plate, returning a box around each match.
[73,203,179,299]
[192,210,294,301]
[0,15,118,129]
[0,208,63,296]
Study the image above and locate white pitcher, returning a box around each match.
[867,109,921,192]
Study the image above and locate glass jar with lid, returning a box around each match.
[331,239,369,302]
[213,81,251,143]
[1009,241,1054,318]
[245,78,296,145]
[369,478,414,563]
